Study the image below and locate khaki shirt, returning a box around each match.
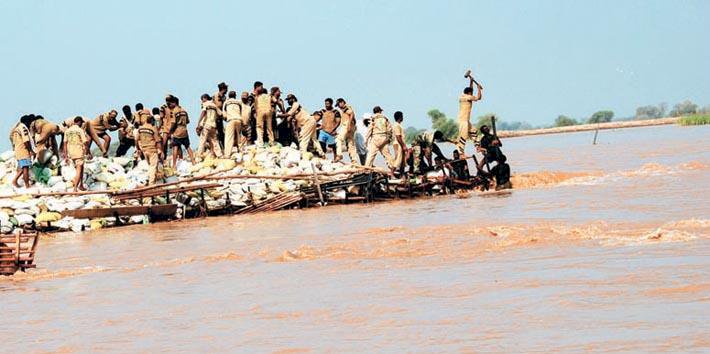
[320,109,340,135]
[31,119,59,136]
[11,124,32,160]
[339,105,356,136]
[173,107,190,139]
[119,116,135,141]
[90,112,115,134]
[64,124,88,159]
[223,98,241,121]
[201,101,219,128]
[134,109,152,126]
[457,94,476,122]
[137,124,160,154]
[213,92,226,116]
[255,93,272,115]
[366,113,393,141]
[392,122,404,146]
[238,101,253,125]
[159,105,175,134]
[285,102,311,128]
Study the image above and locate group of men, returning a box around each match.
[10,74,511,191]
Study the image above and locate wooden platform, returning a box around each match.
[61,204,178,219]
[0,231,39,276]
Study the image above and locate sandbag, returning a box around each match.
[36,212,62,223]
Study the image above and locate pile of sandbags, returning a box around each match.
[0,144,357,234]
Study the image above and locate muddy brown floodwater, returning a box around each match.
[2,125,709,352]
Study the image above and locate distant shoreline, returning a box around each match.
[498,117,679,138]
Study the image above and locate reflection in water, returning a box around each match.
[1,125,709,352]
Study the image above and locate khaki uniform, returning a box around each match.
[30,119,60,153]
[197,101,222,158]
[64,124,88,167]
[11,124,33,161]
[223,98,243,155]
[255,93,274,145]
[391,121,405,169]
[457,94,477,154]
[238,101,253,146]
[364,113,394,168]
[335,105,359,164]
[134,109,152,126]
[172,107,189,139]
[137,124,161,185]
[287,103,324,156]
[412,131,435,173]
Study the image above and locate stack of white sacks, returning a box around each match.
[0,144,353,233]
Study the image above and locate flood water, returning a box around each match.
[2,125,709,352]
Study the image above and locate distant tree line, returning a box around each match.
[403,99,707,140]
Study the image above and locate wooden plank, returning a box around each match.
[61,204,177,219]
[114,183,223,201]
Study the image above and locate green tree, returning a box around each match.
[588,110,614,124]
[475,113,495,129]
[404,126,425,144]
[427,109,458,140]
[635,104,666,120]
[554,115,577,127]
[669,99,698,117]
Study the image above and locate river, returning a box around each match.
[2,124,709,352]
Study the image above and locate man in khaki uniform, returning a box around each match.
[116,105,136,157]
[10,116,35,188]
[318,98,341,156]
[236,92,253,147]
[334,98,358,164]
[134,103,152,126]
[279,94,324,156]
[364,106,395,170]
[222,91,243,156]
[391,111,407,174]
[136,116,163,185]
[456,73,483,155]
[196,94,223,159]
[63,116,90,191]
[254,87,273,146]
[159,96,179,157]
[170,103,195,167]
[30,115,61,158]
[213,82,228,150]
[411,130,449,174]
[87,110,119,157]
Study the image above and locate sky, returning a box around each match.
[0,0,708,149]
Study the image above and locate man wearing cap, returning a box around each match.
[214,82,228,150]
[236,92,253,148]
[170,100,195,167]
[222,90,243,156]
[318,98,341,157]
[87,110,119,157]
[136,115,163,185]
[334,98,359,165]
[279,94,324,156]
[364,106,395,170]
[63,116,90,191]
[457,72,483,155]
[196,93,223,160]
[254,87,273,146]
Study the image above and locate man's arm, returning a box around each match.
[331,111,341,134]
[431,143,446,161]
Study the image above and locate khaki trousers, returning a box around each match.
[146,152,159,185]
[197,125,222,159]
[392,142,404,170]
[256,111,274,146]
[224,119,242,156]
[365,135,393,168]
[457,119,476,154]
[336,131,359,165]
[299,119,324,155]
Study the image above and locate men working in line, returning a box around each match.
[136,115,163,185]
[63,116,90,191]
[410,130,450,174]
[196,94,223,159]
[334,98,358,164]
[279,94,324,156]
[116,105,136,158]
[222,91,243,156]
[254,86,274,146]
[318,98,341,157]
[10,116,35,188]
[364,106,395,171]
[169,98,195,167]
[457,71,483,156]
[30,115,61,159]
[391,111,407,175]
[213,82,228,150]
[87,110,119,157]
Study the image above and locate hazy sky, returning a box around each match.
[1,0,708,147]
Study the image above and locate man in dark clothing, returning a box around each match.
[486,154,512,190]
[476,125,503,170]
[449,150,470,179]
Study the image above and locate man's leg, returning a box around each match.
[101,134,111,157]
[208,127,223,158]
[346,135,359,165]
[255,113,266,146]
[365,139,379,167]
[147,153,158,185]
[265,114,275,145]
[379,137,395,168]
[22,166,30,188]
[196,128,209,159]
[334,135,345,161]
